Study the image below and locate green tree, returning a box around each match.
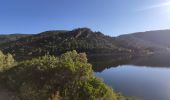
[0,50,137,100]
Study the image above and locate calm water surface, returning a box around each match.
[96,65,170,100]
[90,54,170,100]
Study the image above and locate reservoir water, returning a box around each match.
[90,54,170,100]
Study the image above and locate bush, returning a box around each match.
[1,50,136,100]
[0,50,15,71]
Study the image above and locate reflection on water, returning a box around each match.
[89,53,170,100]
[89,53,170,72]
[96,66,170,100]
[88,55,133,72]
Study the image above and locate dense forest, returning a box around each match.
[0,28,151,60]
[0,28,170,61]
[0,50,138,100]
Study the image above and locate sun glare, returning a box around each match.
[164,2,170,9]
[149,1,170,15]
[161,2,170,15]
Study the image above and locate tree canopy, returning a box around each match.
[0,50,137,100]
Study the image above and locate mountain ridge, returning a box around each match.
[117,29,170,53]
[0,28,169,60]
[0,28,134,60]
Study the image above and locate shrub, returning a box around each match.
[1,50,135,100]
[0,50,15,71]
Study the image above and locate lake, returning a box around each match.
[89,53,170,100]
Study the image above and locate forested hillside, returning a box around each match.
[0,28,135,60]
[1,28,169,60]
[116,30,170,53]
[0,34,32,45]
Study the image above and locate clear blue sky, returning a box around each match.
[0,0,170,36]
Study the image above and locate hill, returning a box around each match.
[1,28,169,60]
[0,34,32,45]
[116,30,170,53]
[0,28,137,60]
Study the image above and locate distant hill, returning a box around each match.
[0,34,32,45]
[0,28,135,60]
[116,30,170,53]
[1,28,169,60]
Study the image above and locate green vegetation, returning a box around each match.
[116,30,170,53]
[0,34,31,45]
[0,50,138,100]
[0,28,134,60]
[1,28,170,61]
[0,50,15,71]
